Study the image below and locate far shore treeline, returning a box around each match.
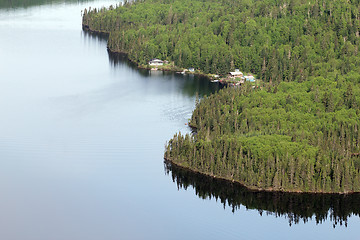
[83,0,360,193]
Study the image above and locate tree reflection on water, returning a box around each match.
[164,160,360,227]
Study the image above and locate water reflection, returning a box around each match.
[164,160,360,228]
[82,28,109,45]
[107,51,149,77]
[81,28,222,98]
[107,50,222,98]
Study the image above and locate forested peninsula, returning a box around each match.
[83,0,360,193]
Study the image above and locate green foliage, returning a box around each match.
[166,80,360,193]
[83,0,360,192]
[83,0,360,80]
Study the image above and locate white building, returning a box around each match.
[229,69,243,78]
[148,59,164,66]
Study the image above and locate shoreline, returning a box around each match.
[83,25,354,195]
[164,158,358,195]
[82,24,229,85]
[82,24,110,36]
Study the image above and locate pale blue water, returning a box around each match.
[0,1,359,239]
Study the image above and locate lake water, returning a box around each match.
[0,1,359,239]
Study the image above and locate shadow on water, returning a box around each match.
[164,160,360,228]
[179,74,222,98]
[82,28,223,98]
[82,28,109,44]
[107,50,149,76]
[107,50,223,98]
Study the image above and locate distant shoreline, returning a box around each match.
[83,24,229,85]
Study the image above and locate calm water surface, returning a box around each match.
[0,1,359,239]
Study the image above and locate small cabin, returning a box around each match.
[148,59,164,66]
[229,69,243,78]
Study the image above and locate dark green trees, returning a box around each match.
[166,79,360,193]
[83,0,360,193]
[83,0,360,81]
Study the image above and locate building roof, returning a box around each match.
[229,71,243,76]
[149,58,163,63]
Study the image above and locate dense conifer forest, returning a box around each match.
[83,0,360,193]
[165,80,360,193]
[83,0,360,79]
